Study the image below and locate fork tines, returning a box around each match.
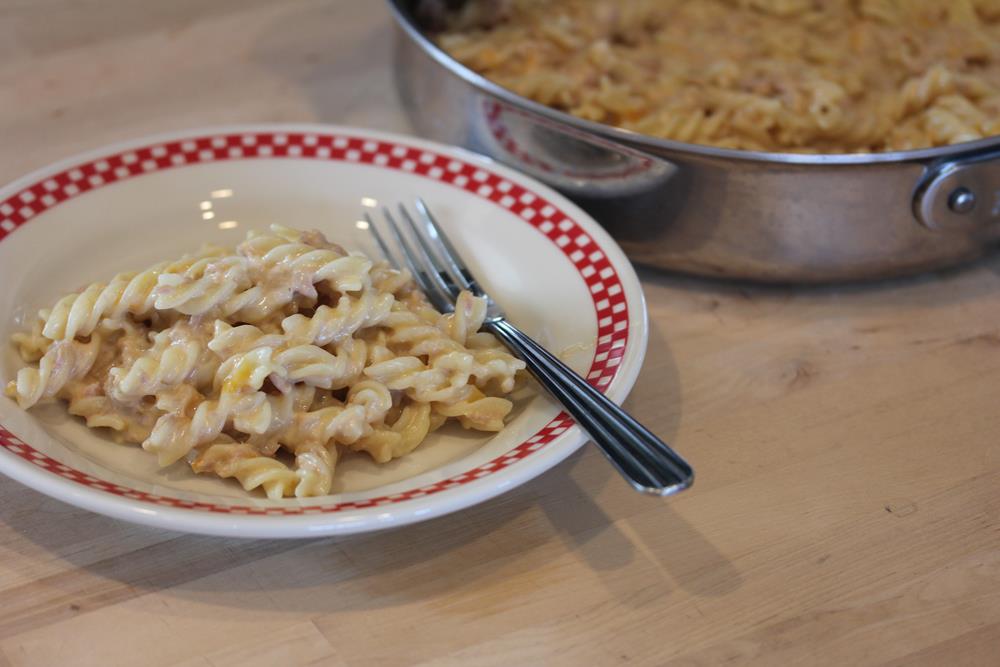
[365,199,485,314]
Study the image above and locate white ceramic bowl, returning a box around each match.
[0,125,648,538]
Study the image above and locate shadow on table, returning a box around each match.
[0,316,739,625]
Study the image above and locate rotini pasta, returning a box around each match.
[432,0,1000,153]
[108,320,216,401]
[8,335,103,409]
[4,225,526,498]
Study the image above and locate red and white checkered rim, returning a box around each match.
[0,130,630,516]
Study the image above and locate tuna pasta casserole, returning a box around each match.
[5,226,525,498]
[432,0,1000,153]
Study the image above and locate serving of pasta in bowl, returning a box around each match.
[0,125,647,538]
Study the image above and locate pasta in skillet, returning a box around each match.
[4,226,526,498]
[432,0,1000,153]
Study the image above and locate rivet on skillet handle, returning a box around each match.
[914,151,1000,233]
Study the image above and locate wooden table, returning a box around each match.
[3,2,1000,665]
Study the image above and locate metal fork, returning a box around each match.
[364,199,694,496]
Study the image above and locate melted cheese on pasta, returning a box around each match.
[5,225,525,498]
[436,0,1000,152]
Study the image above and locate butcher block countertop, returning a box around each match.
[3,2,1000,665]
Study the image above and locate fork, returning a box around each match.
[364,199,694,496]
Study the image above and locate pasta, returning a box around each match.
[4,226,526,498]
[431,0,1000,153]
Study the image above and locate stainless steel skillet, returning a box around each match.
[387,0,1000,282]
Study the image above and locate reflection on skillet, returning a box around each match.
[472,99,676,198]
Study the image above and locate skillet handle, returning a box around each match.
[914,148,1000,233]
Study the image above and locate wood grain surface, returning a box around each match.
[3,1,1000,665]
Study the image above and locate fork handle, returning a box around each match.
[485,319,694,496]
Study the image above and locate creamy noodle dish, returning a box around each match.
[5,226,526,498]
[434,0,1000,153]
